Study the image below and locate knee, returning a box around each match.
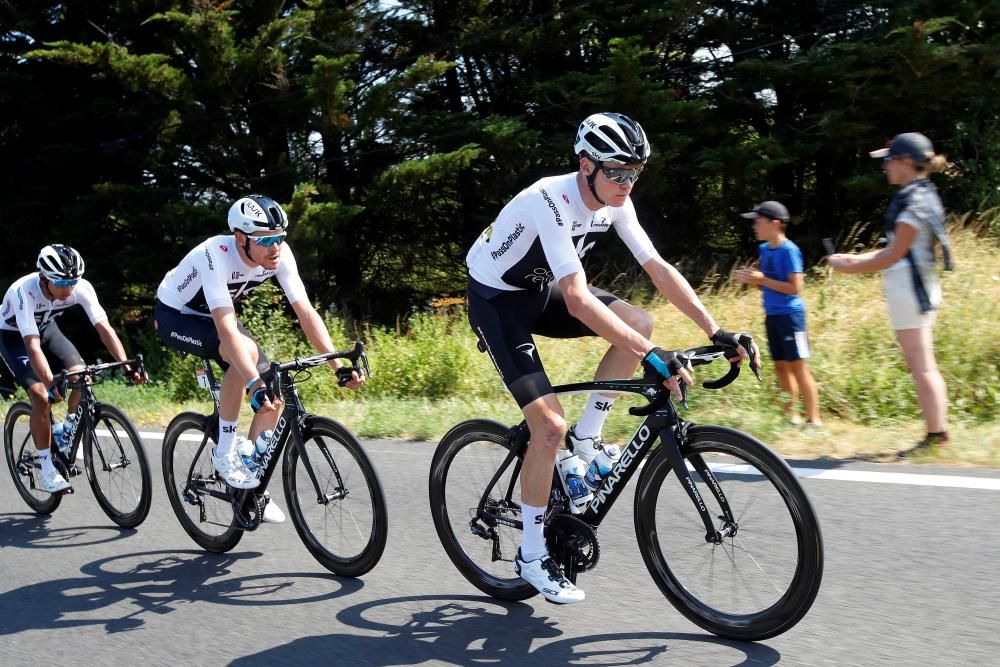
[623,306,653,339]
[532,413,568,453]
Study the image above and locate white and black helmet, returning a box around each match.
[37,244,85,281]
[227,194,289,234]
[574,112,651,165]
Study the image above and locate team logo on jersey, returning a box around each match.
[482,224,493,243]
[562,194,570,204]
[220,245,229,252]
[592,216,610,229]
[572,220,582,231]
[489,223,525,260]
[516,343,536,361]
[524,268,553,284]
[231,271,244,281]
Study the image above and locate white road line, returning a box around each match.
[109,430,1000,490]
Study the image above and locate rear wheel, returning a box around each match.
[4,401,62,514]
[428,419,536,601]
[84,404,152,528]
[634,426,823,641]
[162,412,242,552]
[283,417,388,577]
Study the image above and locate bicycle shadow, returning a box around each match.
[0,512,135,549]
[0,549,364,635]
[231,594,782,666]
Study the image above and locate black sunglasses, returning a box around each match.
[599,163,642,184]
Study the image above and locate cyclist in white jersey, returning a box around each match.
[154,195,363,514]
[0,245,143,493]
[466,113,760,604]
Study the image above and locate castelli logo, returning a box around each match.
[562,194,570,204]
[220,245,229,252]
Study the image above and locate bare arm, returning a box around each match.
[734,270,804,295]
[290,300,363,388]
[94,320,128,362]
[642,255,719,337]
[559,271,654,358]
[828,223,917,274]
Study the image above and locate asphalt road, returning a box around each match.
[2,432,999,666]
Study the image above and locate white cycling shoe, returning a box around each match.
[260,490,285,524]
[40,465,71,494]
[514,549,586,604]
[566,425,603,466]
[212,443,260,490]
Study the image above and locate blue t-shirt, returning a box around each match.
[759,240,805,315]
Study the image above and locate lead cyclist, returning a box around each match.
[154,195,363,523]
[465,113,761,604]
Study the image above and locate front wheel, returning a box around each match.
[428,419,536,601]
[84,404,152,528]
[3,401,62,514]
[162,412,243,552]
[634,425,823,641]
[283,417,388,577]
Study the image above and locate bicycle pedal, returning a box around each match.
[60,486,75,495]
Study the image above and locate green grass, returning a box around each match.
[10,214,998,466]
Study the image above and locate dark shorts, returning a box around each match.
[0,323,85,389]
[467,278,621,408]
[154,301,270,374]
[765,311,811,362]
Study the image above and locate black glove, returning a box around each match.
[336,366,359,387]
[641,347,685,382]
[711,328,762,381]
[249,384,274,412]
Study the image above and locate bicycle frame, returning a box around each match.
[484,378,737,544]
[188,350,363,530]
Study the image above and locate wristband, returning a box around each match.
[643,351,672,379]
[246,375,262,392]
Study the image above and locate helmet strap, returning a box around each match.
[585,158,607,207]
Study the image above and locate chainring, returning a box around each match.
[545,513,600,577]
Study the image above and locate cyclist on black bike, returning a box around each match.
[0,245,144,493]
[154,194,363,522]
[466,113,760,603]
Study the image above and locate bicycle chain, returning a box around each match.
[545,513,600,574]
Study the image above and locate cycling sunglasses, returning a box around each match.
[250,232,286,247]
[600,163,643,185]
[52,278,79,288]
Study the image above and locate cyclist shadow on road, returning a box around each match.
[231,594,782,666]
[0,549,363,635]
[0,512,136,549]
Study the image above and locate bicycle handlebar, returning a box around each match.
[262,340,371,388]
[48,355,147,401]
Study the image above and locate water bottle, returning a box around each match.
[254,430,273,459]
[557,450,593,514]
[583,444,621,493]
[52,421,65,451]
[236,438,259,474]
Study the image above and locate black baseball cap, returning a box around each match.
[869,132,934,165]
[740,200,789,223]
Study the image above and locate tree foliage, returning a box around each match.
[1,0,997,338]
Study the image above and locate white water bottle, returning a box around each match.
[583,444,621,493]
[557,450,593,514]
[254,430,273,458]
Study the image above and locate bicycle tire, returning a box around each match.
[162,412,243,552]
[84,404,152,528]
[3,401,62,514]
[634,425,823,641]
[282,416,388,577]
[428,419,536,601]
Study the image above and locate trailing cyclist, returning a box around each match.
[0,245,144,493]
[465,113,760,604]
[154,194,363,523]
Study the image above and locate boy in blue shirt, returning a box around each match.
[734,201,822,428]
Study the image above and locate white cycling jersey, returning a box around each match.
[157,235,309,316]
[0,273,107,337]
[466,172,657,293]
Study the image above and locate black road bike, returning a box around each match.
[162,342,388,577]
[429,343,823,641]
[3,356,153,528]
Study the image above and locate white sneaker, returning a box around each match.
[212,442,260,489]
[40,465,71,494]
[514,549,586,604]
[566,426,603,466]
[261,490,285,524]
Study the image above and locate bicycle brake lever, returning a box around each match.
[738,334,762,382]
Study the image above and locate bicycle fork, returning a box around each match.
[659,424,738,543]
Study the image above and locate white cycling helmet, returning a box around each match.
[37,244,85,281]
[227,194,289,234]
[574,112,651,166]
